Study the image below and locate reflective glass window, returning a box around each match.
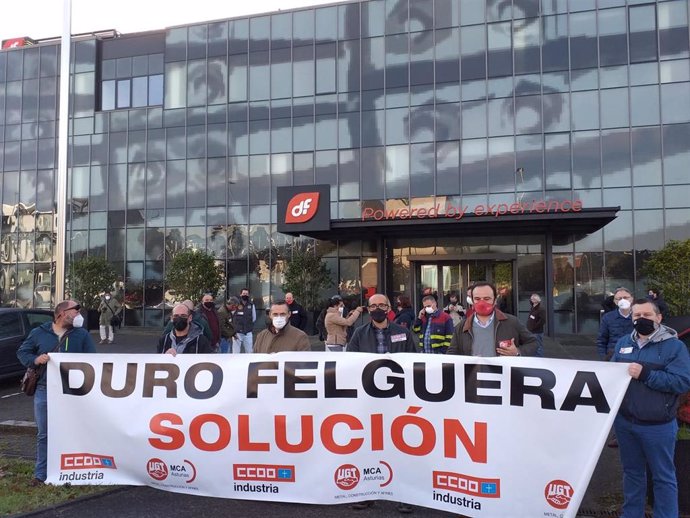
[361,146,385,199]
[339,2,361,39]
[101,80,116,111]
[487,21,512,77]
[460,0,484,25]
[385,144,409,199]
[542,15,568,71]
[249,51,269,101]
[461,138,487,194]
[271,48,292,99]
[362,0,385,37]
[515,135,544,192]
[570,11,598,70]
[631,85,661,125]
[229,19,249,54]
[435,28,459,83]
[488,137,514,193]
[410,142,434,196]
[165,62,186,109]
[462,100,487,138]
[599,88,628,129]
[316,6,338,41]
[544,133,571,190]
[514,18,540,75]
[437,141,460,195]
[294,9,315,44]
[599,8,627,66]
[661,82,690,124]
[572,131,601,189]
[460,25,486,80]
[339,149,360,199]
[294,46,315,97]
[249,16,270,51]
[601,128,631,187]
[658,0,690,60]
[293,116,315,152]
[434,0,459,28]
[662,123,690,184]
[316,43,337,94]
[629,5,658,63]
[542,92,569,132]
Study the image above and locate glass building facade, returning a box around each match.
[0,0,689,333]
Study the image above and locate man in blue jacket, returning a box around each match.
[412,295,454,354]
[596,287,634,360]
[611,298,690,518]
[17,300,97,486]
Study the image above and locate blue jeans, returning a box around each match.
[34,385,48,481]
[237,332,253,353]
[614,415,678,518]
[219,338,229,353]
[534,332,544,357]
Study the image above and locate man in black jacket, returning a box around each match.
[347,293,415,514]
[526,293,546,357]
[158,303,213,355]
[285,292,309,332]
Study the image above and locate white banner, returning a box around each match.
[47,353,630,517]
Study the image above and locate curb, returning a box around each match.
[0,421,36,435]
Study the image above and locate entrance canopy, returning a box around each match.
[290,207,619,245]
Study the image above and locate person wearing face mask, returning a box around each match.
[465,285,475,319]
[97,291,122,344]
[413,295,454,354]
[526,293,546,357]
[195,293,220,352]
[253,300,310,353]
[17,300,96,486]
[647,287,670,319]
[233,288,257,353]
[324,295,364,351]
[446,282,537,357]
[158,303,213,355]
[162,299,212,341]
[443,292,465,327]
[610,299,690,518]
[596,287,635,361]
[393,295,416,329]
[346,293,416,514]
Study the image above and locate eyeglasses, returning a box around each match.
[66,304,81,312]
[367,303,390,311]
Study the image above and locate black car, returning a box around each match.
[0,308,54,379]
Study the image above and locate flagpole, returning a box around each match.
[55,0,71,301]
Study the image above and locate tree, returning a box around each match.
[641,239,690,316]
[282,246,332,311]
[70,257,118,310]
[166,248,224,303]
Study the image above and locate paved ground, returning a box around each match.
[0,328,625,517]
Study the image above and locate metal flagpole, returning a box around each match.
[55,0,72,301]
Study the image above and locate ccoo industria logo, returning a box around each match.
[285,192,320,224]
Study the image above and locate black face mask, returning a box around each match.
[633,317,657,336]
[241,295,249,302]
[173,317,189,331]
[370,308,388,323]
[203,301,214,309]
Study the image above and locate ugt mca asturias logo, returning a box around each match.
[285,192,320,224]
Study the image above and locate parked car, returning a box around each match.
[0,308,54,379]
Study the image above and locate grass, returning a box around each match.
[0,457,114,516]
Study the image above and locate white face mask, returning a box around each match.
[338,307,344,315]
[72,314,84,328]
[272,316,287,329]
[424,306,435,314]
[617,299,631,310]
[105,295,111,300]
[466,296,473,306]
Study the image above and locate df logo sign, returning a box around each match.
[285,192,320,224]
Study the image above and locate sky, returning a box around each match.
[0,0,337,42]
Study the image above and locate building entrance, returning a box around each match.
[414,260,515,315]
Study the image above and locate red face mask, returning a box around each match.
[473,300,495,317]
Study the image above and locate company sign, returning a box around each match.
[277,185,330,234]
[2,37,36,49]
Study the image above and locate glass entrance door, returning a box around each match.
[415,260,515,314]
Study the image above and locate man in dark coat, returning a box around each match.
[285,292,309,332]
